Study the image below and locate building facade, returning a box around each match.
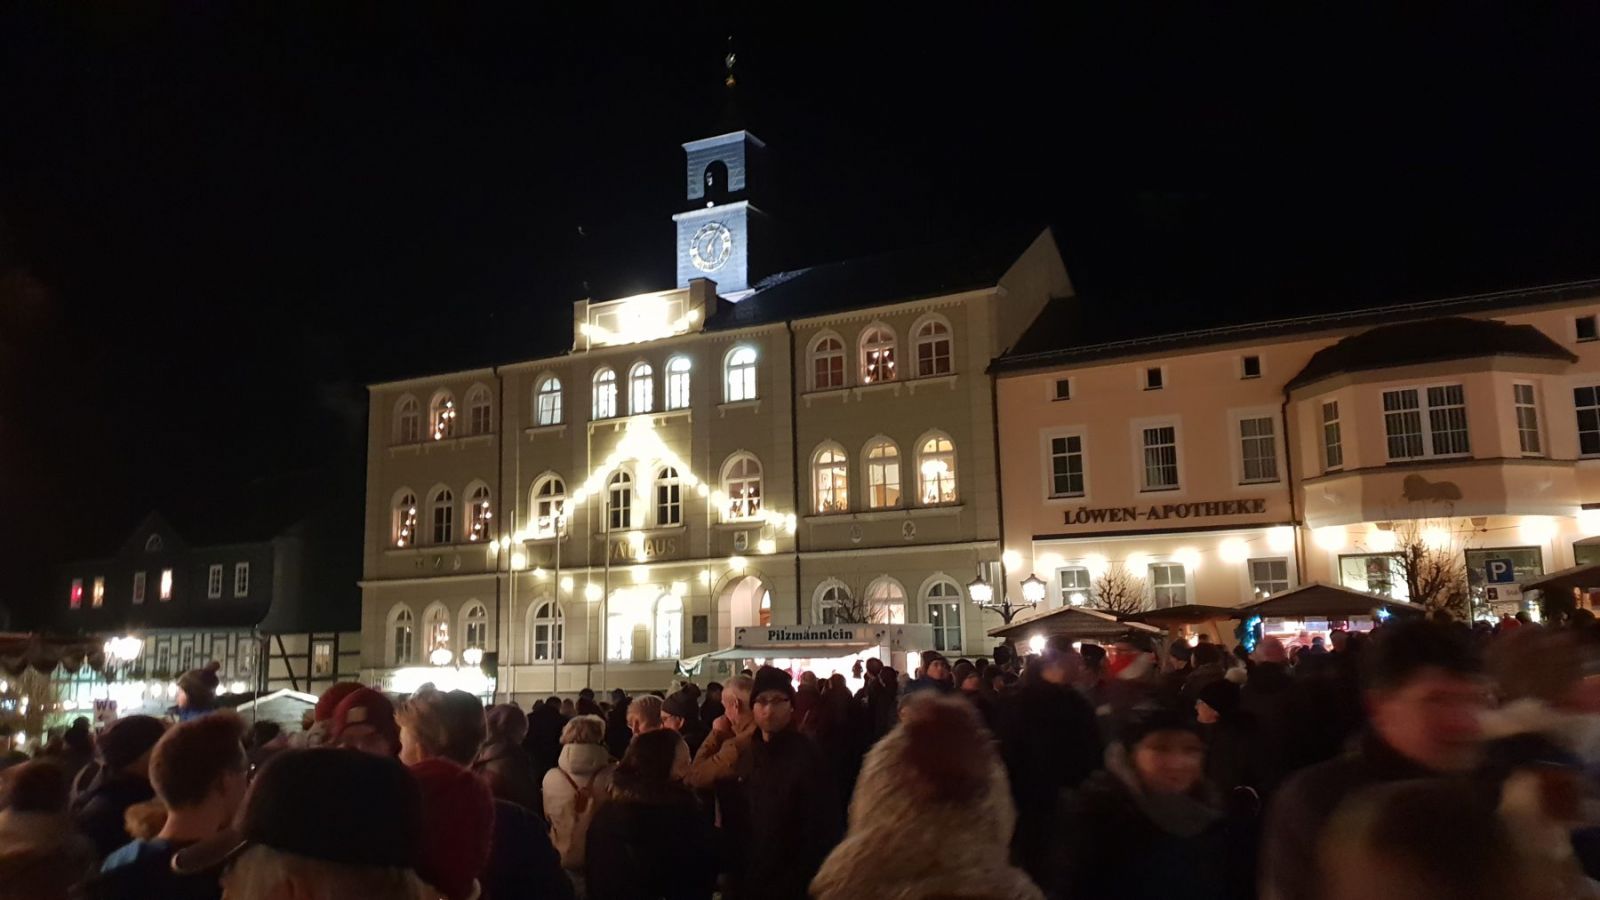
[994,282,1600,627]
[359,127,1074,699]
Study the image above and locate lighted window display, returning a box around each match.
[860,326,897,383]
[424,607,450,657]
[593,368,618,419]
[864,578,907,624]
[531,476,566,537]
[529,601,563,661]
[394,492,418,546]
[629,363,654,415]
[866,440,901,508]
[92,577,104,608]
[468,484,493,542]
[722,455,763,520]
[813,445,850,514]
[430,392,457,440]
[607,610,631,661]
[918,436,956,504]
[159,569,174,601]
[724,347,758,402]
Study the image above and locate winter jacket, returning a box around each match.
[685,717,755,790]
[540,742,615,870]
[584,783,719,900]
[604,704,632,760]
[523,706,567,777]
[744,728,842,900]
[1053,745,1247,900]
[685,717,755,891]
[73,838,220,900]
[0,809,95,900]
[1259,732,1440,900]
[995,678,1102,885]
[472,739,542,814]
[70,773,155,861]
[811,717,1042,900]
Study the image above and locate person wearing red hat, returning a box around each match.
[332,687,401,758]
[313,682,365,724]
[409,758,496,900]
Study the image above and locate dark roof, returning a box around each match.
[705,224,1046,331]
[987,606,1162,641]
[993,277,1600,374]
[1285,316,1577,390]
[1237,583,1426,619]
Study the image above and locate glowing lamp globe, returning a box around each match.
[967,577,994,605]
[462,647,484,667]
[1020,574,1048,605]
[429,648,454,666]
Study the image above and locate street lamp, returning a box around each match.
[1020,574,1048,605]
[968,572,1042,625]
[429,648,453,667]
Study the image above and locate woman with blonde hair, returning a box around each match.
[541,714,616,877]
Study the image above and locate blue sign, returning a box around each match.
[1485,558,1517,584]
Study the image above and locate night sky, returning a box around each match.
[3,4,1599,626]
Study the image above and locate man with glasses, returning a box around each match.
[744,666,843,900]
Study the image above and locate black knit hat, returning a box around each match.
[1118,708,1203,748]
[97,715,166,770]
[751,665,794,701]
[662,691,698,721]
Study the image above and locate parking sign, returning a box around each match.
[1485,558,1516,584]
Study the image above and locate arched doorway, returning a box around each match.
[716,574,770,647]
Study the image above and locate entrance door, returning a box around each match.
[717,575,769,647]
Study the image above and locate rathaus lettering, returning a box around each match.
[1063,498,1267,526]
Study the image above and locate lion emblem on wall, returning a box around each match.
[1402,474,1462,503]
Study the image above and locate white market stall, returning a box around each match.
[684,622,936,694]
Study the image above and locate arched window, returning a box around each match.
[535,376,563,426]
[860,325,898,383]
[816,581,851,625]
[389,606,415,666]
[395,395,421,443]
[430,391,457,440]
[665,356,692,409]
[607,470,633,531]
[394,490,418,547]
[423,604,450,659]
[865,439,901,509]
[530,475,566,538]
[924,579,963,652]
[467,483,492,542]
[466,384,493,435]
[918,434,957,505]
[462,601,488,651]
[430,487,454,544]
[654,594,683,659]
[606,608,631,662]
[629,362,654,415]
[813,443,849,514]
[725,347,758,402]
[914,318,953,377]
[528,600,563,661]
[722,454,763,521]
[865,578,907,624]
[656,467,682,526]
[144,534,164,553]
[592,368,618,419]
[810,334,846,391]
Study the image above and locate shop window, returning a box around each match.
[1058,567,1092,606]
[665,356,691,410]
[925,579,963,651]
[1321,401,1343,471]
[1338,553,1408,601]
[1148,563,1187,608]
[1050,434,1085,498]
[1514,383,1543,456]
[1141,425,1179,491]
[865,439,901,509]
[535,376,563,426]
[1577,385,1600,457]
[1249,558,1289,600]
[1382,385,1469,460]
[1239,416,1279,483]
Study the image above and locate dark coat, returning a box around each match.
[584,786,719,900]
[1259,733,1439,900]
[73,839,220,900]
[524,705,568,777]
[70,774,154,861]
[472,740,543,815]
[745,729,842,900]
[482,799,574,900]
[605,704,633,761]
[995,678,1102,884]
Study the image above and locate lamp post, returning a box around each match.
[968,572,1048,625]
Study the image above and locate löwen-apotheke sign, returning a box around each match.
[1063,498,1267,526]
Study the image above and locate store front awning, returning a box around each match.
[987,607,1162,642]
[1520,563,1600,594]
[1236,582,1426,619]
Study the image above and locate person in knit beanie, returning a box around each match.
[313,682,365,724]
[174,664,221,722]
[410,758,496,900]
[333,687,402,758]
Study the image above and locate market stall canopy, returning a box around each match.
[987,607,1162,642]
[0,633,107,677]
[1236,582,1426,619]
[1519,563,1600,594]
[1123,605,1243,628]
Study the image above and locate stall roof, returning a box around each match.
[1520,563,1600,594]
[988,607,1162,641]
[1123,605,1244,627]
[1236,583,1426,619]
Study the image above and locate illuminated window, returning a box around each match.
[725,347,758,402]
[133,572,147,605]
[92,577,104,608]
[531,475,566,537]
[1249,559,1289,599]
[924,579,963,651]
[629,362,654,414]
[159,568,174,601]
[1383,385,1469,459]
[535,376,563,426]
[810,334,846,390]
[70,578,83,609]
[865,439,901,509]
[665,356,692,410]
[1058,567,1092,606]
[466,384,492,435]
[1514,383,1542,455]
[914,318,952,377]
[917,435,957,505]
[722,454,763,521]
[233,563,250,598]
[656,467,682,526]
[463,601,488,650]
[431,487,455,544]
[607,471,633,530]
[395,395,421,443]
[429,391,457,440]
[529,601,563,661]
[812,443,850,514]
[394,491,418,547]
[654,594,683,659]
[592,368,618,419]
[816,582,851,624]
[389,606,415,665]
[312,642,333,677]
[1149,563,1187,609]
[1239,416,1278,483]
[467,483,493,542]
[860,325,897,383]
[864,578,907,624]
[207,565,223,599]
[424,605,450,657]
[606,609,631,662]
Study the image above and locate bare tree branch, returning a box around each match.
[1092,565,1148,617]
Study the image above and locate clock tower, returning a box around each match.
[672,130,769,295]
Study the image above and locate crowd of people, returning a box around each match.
[3,611,1600,898]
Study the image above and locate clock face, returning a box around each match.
[689,222,734,272]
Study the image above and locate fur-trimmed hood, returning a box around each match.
[810,721,1043,900]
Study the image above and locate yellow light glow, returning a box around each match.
[631,565,648,583]
[511,552,528,570]
[1028,634,1046,654]
[560,576,574,593]
[1085,554,1109,578]
[696,484,709,497]
[1422,526,1451,551]
[1366,526,1397,553]
[757,538,776,554]
[1520,517,1558,545]
[1002,550,1024,571]
[1036,552,1065,573]
[1125,553,1150,574]
[584,583,603,602]
[1175,547,1201,571]
[532,567,547,580]
[729,555,747,572]
[1313,526,1347,552]
[1218,538,1248,564]
[1581,509,1600,537]
[671,581,688,597]
[1267,526,1294,553]
[698,570,712,586]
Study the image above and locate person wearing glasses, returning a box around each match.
[743,666,843,900]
